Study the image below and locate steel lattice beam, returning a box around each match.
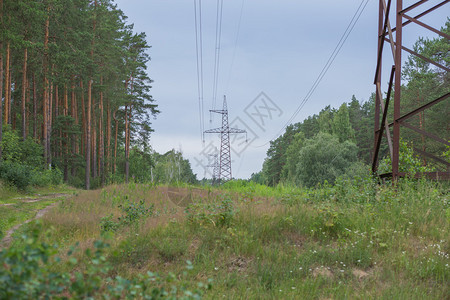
[372,0,450,180]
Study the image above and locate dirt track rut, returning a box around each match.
[0,193,70,249]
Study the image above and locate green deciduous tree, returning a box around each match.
[332,103,354,143]
[152,150,197,185]
[281,132,305,183]
[293,132,358,187]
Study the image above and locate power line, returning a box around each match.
[194,0,205,142]
[225,0,245,93]
[252,0,371,148]
[212,0,224,114]
[199,0,204,138]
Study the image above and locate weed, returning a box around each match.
[155,236,189,262]
[313,204,348,238]
[14,180,449,299]
[185,196,236,228]
[100,199,154,233]
[0,223,211,299]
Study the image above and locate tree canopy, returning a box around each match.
[0,0,159,189]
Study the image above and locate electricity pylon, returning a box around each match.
[371,0,450,180]
[204,96,246,184]
[206,153,220,185]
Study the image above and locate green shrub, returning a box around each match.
[100,214,120,233]
[0,161,32,190]
[0,126,21,163]
[1,126,43,169]
[68,174,85,189]
[313,204,348,238]
[185,196,236,228]
[31,168,63,187]
[100,199,155,233]
[0,224,211,299]
[20,137,44,169]
[378,139,435,174]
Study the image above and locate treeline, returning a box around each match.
[253,20,449,187]
[0,0,158,189]
[128,149,197,185]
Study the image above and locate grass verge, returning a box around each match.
[2,179,449,299]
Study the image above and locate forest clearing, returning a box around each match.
[1,0,449,299]
[1,179,449,299]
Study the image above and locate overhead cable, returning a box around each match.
[252,0,371,148]
[194,0,205,142]
[212,0,224,115]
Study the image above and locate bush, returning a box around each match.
[0,126,56,190]
[378,139,435,174]
[185,196,236,228]
[0,162,62,190]
[1,126,43,169]
[31,168,63,187]
[0,224,211,299]
[68,175,85,189]
[0,161,32,190]
[0,126,21,163]
[20,138,44,169]
[100,199,155,233]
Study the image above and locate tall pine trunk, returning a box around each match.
[4,42,10,125]
[80,79,86,157]
[55,84,60,158]
[124,104,129,182]
[10,71,15,129]
[106,101,111,180]
[86,0,97,189]
[85,79,92,189]
[0,38,3,158]
[26,76,30,138]
[55,84,59,159]
[126,106,132,181]
[71,78,77,176]
[0,0,3,157]
[48,81,53,167]
[63,84,69,181]
[22,47,28,140]
[99,76,104,185]
[33,73,37,140]
[92,106,97,178]
[43,8,50,168]
[113,110,118,174]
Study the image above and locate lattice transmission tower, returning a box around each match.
[372,0,449,180]
[204,96,246,184]
[207,154,220,185]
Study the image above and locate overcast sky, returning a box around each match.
[114,0,449,179]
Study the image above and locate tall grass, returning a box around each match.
[6,178,449,299]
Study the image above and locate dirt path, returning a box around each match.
[0,193,70,249]
[0,193,69,207]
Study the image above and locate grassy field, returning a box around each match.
[2,178,449,299]
[0,184,75,242]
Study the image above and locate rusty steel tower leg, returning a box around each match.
[374,0,383,162]
[372,0,450,180]
[372,0,395,174]
[392,0,402,181]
